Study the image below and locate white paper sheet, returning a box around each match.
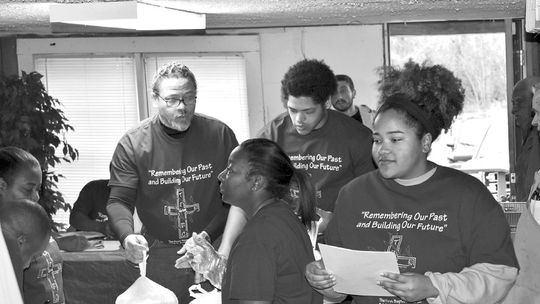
[318,244,400,297]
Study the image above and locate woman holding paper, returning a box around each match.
[305,61,519,304]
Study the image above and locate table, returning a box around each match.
[61,241,198,304]
[61,242,139,304]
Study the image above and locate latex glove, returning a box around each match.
[176,231,210,268]
[123,234,148,264]
[176,232,227,289]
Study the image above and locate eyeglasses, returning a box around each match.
[156,93,197,107]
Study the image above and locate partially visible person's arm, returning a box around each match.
[107,185,148,263]
[217,206,247,256]
[200,203,230,244]
[203,125,239,243]
[425,263,518,304]
[106,185,136,243]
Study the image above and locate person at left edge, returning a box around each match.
[107,61,238,301]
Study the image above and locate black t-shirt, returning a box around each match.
[222,201,322,304]
[110,114,238,244]
[326,166,518,304]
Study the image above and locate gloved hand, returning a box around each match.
[123,234,148,264]
[176,231,210,268]
[175,232,227,289]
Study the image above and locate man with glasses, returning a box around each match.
[107,61,238,301]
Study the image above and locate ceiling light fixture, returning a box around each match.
[49,1,206,33]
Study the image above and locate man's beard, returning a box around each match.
[333,98,352,111]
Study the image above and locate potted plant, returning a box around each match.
[0,71,78,228]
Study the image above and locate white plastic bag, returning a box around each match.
[189,284,221,304]
[116,252,178,304]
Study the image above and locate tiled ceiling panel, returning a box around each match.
[0,0,525,36]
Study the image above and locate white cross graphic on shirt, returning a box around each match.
[387,234,417,270]
[163,187,200,239]
[37,250,62,303]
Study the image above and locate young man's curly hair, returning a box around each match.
[280,59,337,106]
[377,60,465,140]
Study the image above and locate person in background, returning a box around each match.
[511,76,540,201]
[0,146,65,304]
[0,199,51,304]
[331,74,374,129]
[306,61,518,304]
[259,59,376,233]
[179,138,323,303]
[69,179,115,238]
[502,84,540,301]
[532,83,540,134]
[0,198,51,273]
[107,61,238,301]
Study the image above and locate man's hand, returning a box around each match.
[377,272,439,302]
[123,234,148,264]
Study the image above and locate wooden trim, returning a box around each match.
[0,37,18,76]
[389,20,505,36]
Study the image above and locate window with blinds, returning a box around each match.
[35,56,139,226]
[144,55,250,142]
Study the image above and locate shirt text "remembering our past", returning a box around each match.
[147,163,213,186]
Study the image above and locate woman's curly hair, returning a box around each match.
[281,59,337,106]
[377,60,465,140]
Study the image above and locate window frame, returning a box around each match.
[17,35,264,133]
[385,19,517,199]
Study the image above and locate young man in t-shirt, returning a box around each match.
[258,60,375,232]
[107,61,238,302]
[207,59,375,264]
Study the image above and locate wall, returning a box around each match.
[258,25,383,125]
[17,24,384,136]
